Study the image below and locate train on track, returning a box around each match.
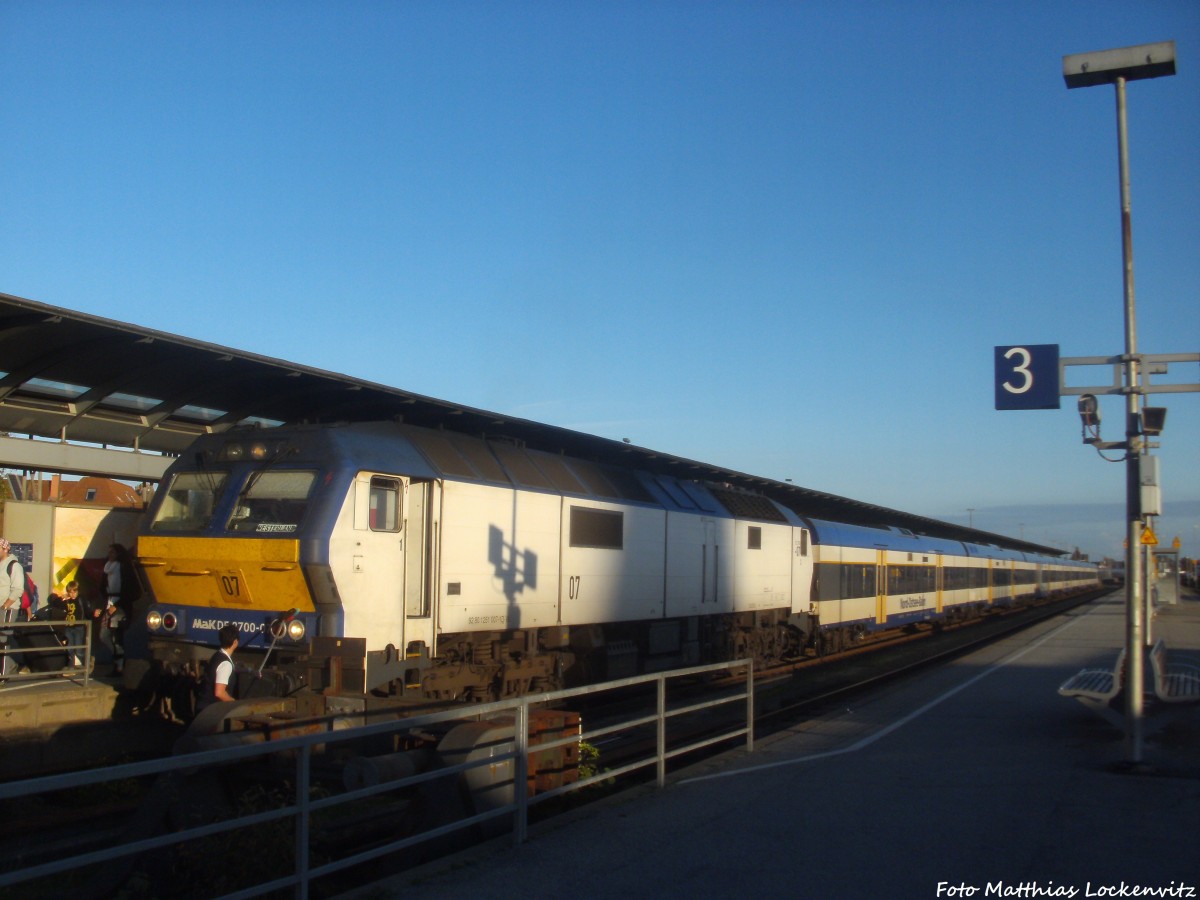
[138,421,1098,709]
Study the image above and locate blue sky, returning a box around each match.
[2,1,1197,561]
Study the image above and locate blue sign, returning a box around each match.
[994,345,1060,410]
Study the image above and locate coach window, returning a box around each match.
[570,507,623,550]
[747,526,762,550]
[370,477,401,532]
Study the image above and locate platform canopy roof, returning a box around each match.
[0,291,1064,554]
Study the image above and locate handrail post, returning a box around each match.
[294,743,311,900]
[513,701,529,844]
[656,676,667,787]
[745,660,754,753]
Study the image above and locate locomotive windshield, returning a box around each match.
[226,470,317,534]
[149,471,228,533]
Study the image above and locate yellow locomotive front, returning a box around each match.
[140,435,341,683]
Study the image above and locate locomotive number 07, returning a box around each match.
[214,571,251,604]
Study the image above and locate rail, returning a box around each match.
[0,656,753,899]
[0,616,94,687]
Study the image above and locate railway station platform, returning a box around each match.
[349,587,1200,899]
[0,664,171,776]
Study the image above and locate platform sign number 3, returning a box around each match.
[994,344,1060,410]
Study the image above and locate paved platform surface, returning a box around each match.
[348,589,1200,900]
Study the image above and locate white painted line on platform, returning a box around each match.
[679,606,1095,785]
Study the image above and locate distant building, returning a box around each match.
[6,474,150,508]
[58,476,146,507]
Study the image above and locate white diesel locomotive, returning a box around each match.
[140,421,1097,702]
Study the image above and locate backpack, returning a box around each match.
[6,559,38,615]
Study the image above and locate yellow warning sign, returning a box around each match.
[1141,527,1158,546]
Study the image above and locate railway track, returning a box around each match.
[757,588,1109,727]
[589,587,1111,782]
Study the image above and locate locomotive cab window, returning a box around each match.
[569,507,623,550]
[369,477,401,532]
[226,470,317,534]
[150,472,228,533]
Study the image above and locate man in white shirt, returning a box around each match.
[196,624,241,713]
[0,538,25,676]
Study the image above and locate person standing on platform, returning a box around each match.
[50,581,91,668]
[94,542,127,676]
[195,624,241,714]
[0,538,26,676]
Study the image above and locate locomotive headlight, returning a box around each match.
[286,618,306,641]
[249,442,270,460]
[220,442,246,461]
[147,610,180,632]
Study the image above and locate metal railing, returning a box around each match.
[0,657,753,899]
[0,616,94,687]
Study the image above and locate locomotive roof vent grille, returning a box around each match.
[709,487,787,523]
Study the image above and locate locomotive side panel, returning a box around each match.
[663,512,720,617]
[436,480,561,633]
[560,500,667,626]
[728,520,793,613]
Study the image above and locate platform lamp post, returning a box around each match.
[1063,41,1175,766]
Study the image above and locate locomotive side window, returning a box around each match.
[569,507,623,550]
[150,472,228,533]
[369,477,401,532]
[747,526,762,550]
[227,470,317,534]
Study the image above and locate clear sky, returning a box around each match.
[2,1,1197,561]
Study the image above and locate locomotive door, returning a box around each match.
[403,480,436,656]
[790,527,812,615]
[352,473,408,654]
